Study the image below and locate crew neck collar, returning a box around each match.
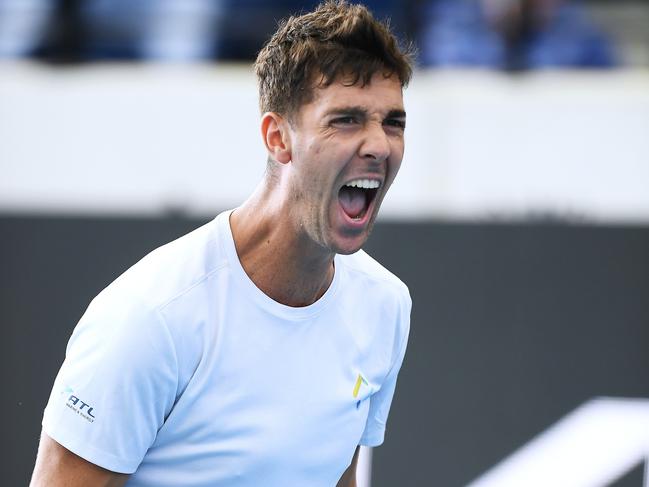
[216,209,342,321]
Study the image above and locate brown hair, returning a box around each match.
[254,0,414,121]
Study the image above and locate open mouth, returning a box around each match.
[338,179,381,221]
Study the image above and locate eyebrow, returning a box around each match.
[386,109,407,119]
[325,106,406,120]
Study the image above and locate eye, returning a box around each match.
[384,119,406,130]
[331,116,358,126]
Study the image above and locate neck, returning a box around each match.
[229,178,335,308]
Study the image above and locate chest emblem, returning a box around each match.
[353,373,369,409]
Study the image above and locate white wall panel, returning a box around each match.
[1,63,648,222]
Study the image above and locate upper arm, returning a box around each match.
[41,294,178,472]
[336,445,360,487]
[30,431,129,487]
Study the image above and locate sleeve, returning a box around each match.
[42,290,179,473]
[359,287,411,447]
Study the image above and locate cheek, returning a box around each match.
[392,136,405,159]
[387,142,404,178]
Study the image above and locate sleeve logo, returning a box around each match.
[61,386,96,423]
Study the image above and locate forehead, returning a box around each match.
[301,73,404,118]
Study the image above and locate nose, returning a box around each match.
[360,122,390,163]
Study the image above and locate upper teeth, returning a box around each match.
[345,179,380,189]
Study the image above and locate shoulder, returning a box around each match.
[67,215,229,366]
[337,249,411,305]
[336,249,412,347]
[97,214,229,311]
[74,213,234,373]
[61,219,232,410]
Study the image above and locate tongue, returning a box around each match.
[339,186,366,219]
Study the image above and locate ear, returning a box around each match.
[260,112,292,164]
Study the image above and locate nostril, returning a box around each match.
[361,144,390,161]
[362,150,388,162]
[360,130,391,161]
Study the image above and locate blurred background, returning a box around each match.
[1,0,648,485]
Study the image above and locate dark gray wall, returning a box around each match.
[364,221,649,486]
[2,215,648,486]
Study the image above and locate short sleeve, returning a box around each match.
[42,290,179,473]
[359,288,411,447]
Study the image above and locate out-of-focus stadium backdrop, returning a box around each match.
[1,1,648,486]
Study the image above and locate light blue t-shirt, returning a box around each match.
[43,210,411,487]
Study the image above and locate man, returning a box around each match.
[31,1,413,486]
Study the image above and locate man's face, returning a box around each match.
[283,73,406,255]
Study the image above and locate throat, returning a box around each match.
[242,247,335,307]
[230,203,336,307]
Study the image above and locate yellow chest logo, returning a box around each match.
[353,373,369,401]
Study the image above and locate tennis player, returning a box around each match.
[31,1,413,486]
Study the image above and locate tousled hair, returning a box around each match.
[254,0,414,121]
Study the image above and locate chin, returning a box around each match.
[333,243,363,256]
[327,230,370,255]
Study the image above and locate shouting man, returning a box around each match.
[31,1,413,486]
